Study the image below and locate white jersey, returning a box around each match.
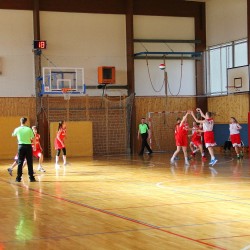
[203,118,214,132]
[191,126,197,135]
[229,123,241,135]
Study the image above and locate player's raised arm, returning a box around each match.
[196,108,206,119]
[191,110,205,124]
[179,111,189,127]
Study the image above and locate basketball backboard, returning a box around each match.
[41,67,85,95]
[227,65,249,94]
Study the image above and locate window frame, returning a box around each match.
[206,38,248,96]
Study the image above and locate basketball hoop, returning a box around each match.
[62,88,72,100]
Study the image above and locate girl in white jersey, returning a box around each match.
[191,108,217,166]
[229,117,243,159]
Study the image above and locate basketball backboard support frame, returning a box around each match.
[41,67,85,95]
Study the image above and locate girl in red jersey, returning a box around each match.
[190,123,206,161]
[173,118,181,161]
[191,108,217,166]
[170,112,190,166]
[229,117,243,159]
[32,126,46,172]
[189,122,199,157]
[54,121,67,168]
[7,154,27,176]
[174,118,181,141]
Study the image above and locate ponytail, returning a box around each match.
[58,120,64,131]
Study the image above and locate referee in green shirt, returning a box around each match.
[138,117,153,156]
[12,117,36,182]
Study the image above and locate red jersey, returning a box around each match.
[174,123,180,138]
[55,128,66,150]
[175,122,189,147]
[191,127,202,146]
[32,133,42,151]
[178,122,189,136]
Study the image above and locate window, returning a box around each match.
[234,39,248,67]
[206,38,248,95]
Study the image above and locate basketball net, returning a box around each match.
[62,88,72,100]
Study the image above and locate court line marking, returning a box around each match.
[103,198,249,211]
[155,184,250,207]
[156,181,250,193]
[114,155,235,167]
[0,228,170,243]
[156,181,250,188]
[199,234,250,241]
[241,245,250,250]
[0,178,226,250]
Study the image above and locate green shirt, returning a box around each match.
[12,126,34,144]
[139,123,149,134]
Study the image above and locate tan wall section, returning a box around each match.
[208,94,249,124]
[0,117,30,159]
[0,98,36,125]
[50,121,93,158]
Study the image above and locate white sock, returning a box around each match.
[63,155,67,164]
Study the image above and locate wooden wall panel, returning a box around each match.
[39,0,126,14]
[208,94,249,124]
[0,98,36,125]
[0,0,203,16]
[135,96,196,119]
[0,0,33,10]
[133,0,198,17]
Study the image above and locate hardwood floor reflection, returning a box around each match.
[0,153,250,249]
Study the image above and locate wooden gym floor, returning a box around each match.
[0,152,250,250]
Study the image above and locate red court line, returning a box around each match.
[30,190,227,249]
[1,179,226,250]
[1,178,227,248]
[199,234,250,241]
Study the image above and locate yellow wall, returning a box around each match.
[50,121,93,157]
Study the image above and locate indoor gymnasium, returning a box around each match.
[0,0,250,249]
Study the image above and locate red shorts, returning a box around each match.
[176,135,188,147]
[230,134,241,147]
[192,139,202,147]
[33,149,42,158]
[204,131,216,148]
